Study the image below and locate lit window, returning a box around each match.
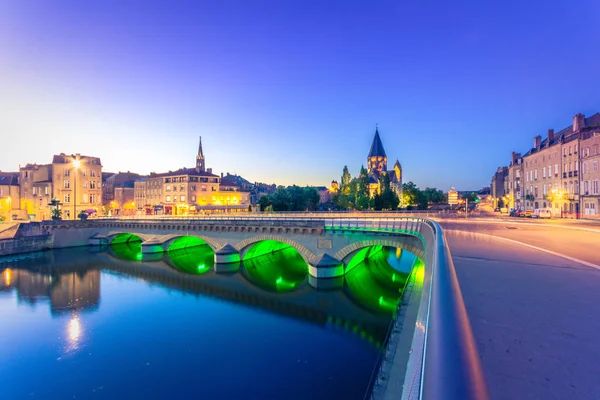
[180,195,186,202]
[64,180,70,189]
[166,195,171,202]
[64,193,71,203]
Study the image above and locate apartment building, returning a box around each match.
[581,131,600,216]
[498,112,600,218]
[0,172,20,221]
[18,153,103,220]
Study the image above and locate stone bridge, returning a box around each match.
[40,217,425,279]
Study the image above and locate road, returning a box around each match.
[440,218,600,400]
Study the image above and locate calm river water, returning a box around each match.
[0,244,417,399]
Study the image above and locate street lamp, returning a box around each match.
[73,159,81,220]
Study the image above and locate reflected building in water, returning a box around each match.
[0,267,101,315]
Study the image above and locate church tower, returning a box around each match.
[367,125,387,173]
[196,136,205,173]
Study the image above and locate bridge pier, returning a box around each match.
[141,239,165,254]
[214,244,242,273]
[308,253,344,279]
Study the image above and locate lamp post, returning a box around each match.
[73,159,81,220]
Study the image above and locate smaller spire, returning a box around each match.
[197,136,204,159]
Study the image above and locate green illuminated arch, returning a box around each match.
[242,242,308,292]
[166,236,209,252]
[165,245,215,275]
[110,233,143,245]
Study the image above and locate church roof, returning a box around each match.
[368,127,387,158]
[393,159,402,169]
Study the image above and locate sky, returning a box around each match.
[1,0,599,191]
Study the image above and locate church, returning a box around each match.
[366,126,403,200]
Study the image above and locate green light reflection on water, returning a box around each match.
[242,241,308,293]
[166,245,215,275]
[345,247,418,315]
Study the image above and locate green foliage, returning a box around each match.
[423,187,446,204]
[401,181,428,210]
[464,192,478,203]
[78,211,89,221]
[260,186,321,212]
[51,207,62,220]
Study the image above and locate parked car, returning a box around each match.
[524,209,533,217]
[509,208,517,217]
[494,207,501,212]
[538,209,552,219]
[516,210,525,217]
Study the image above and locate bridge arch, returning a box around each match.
[161,234,222,252]
[107,232,154,244]
[235,235,316,264]
[335,239,425,266]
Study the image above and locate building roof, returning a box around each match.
[0,172,19,186]
[368,127,387,158]
[149,167,219,178]
[220,173,253,188]
[52,153,102,166]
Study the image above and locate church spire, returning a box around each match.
[196,136,205,173]
[368,125,387,158]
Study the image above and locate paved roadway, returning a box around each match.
[440,218,600,400]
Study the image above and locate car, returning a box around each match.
[538,209,552,219]
[509,208,517,217]
[516,210,525,217]
[494,207,501,212]
[524,209,533,217]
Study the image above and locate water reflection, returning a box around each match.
[109,242,143,261]
[242,246,308,292]
[0,265,100,315]
[165,245,215,275]
[345,247,414,314]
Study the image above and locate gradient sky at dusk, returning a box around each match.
[1,0,599,190]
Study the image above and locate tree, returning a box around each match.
[258,195,271,211]
[303,187,320,211]
[380,173,400,210]
[355,166,371,210]
[464,192,478,203]
[423,187,446,204]
[271,187,291,211]
[401,181,428,210]
[341,166,352,194]
[51,207,62,220]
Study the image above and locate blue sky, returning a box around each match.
[1,0,598,190]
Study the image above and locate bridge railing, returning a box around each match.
[326,217,488,400]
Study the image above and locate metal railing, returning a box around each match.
[316,217,489,399]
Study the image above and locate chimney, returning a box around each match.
[548,129,554,142]
[221,172,223,178]
[573,113,585,132]
[207,168,212,174]
[534,135,542,149]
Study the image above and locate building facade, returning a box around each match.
[490,166,507,208]
[0,172,20,221]
[581,131,600,217]
[495,112,600,218]
[133,137,251,215]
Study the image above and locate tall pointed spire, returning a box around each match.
[197,136,204,159]
[368,125,387,158]
[196,136,205,173]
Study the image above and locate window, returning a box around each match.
[583,148,590,157]
[83,180,88,189]
[569,181,574,194]
[44,187,49,195]
[180,185,185,192]
[82,194,89,203]
[180,195,186,202]
[584,181,589,194]
[594,161,599,173]
[594,145,599,155]
[33,187,37,195]
[212,186,216,191]
[563,148,567,156]
[24,171,29,178]
[64,180,70,189]
[90,181,96,189]
[575,161,578,171]
[166,185,171,192]
[575,181,579,194]
[90,194,96,203]
[593,180,599,195]
[569,146,572,155]
[516,170,520,178]
[82,169,87,177]
[554,164,558,175]
[534,186,538,197]
[173,196,178,202]
[543,185,547,195]
[65,169,70,177]
[542,168,546,178]
[90,170,96,177]
[191,195,196,202]
[64,193,71,203]
[534,170,538,180]
[166,195,171,202]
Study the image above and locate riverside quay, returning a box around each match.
[3,214,600,399]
